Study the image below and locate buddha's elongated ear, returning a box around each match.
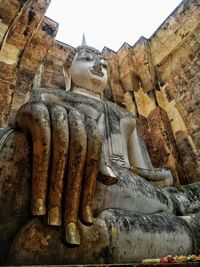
[63,63,71,91]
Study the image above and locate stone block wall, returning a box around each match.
[0,0,58,126]
[39,41,73,90]
[0,0,199,184]
[103,0,200,184]
[150,0,200,183]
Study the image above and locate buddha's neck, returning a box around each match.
[72,87,102,101]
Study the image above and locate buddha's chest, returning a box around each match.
[74,101,135,167]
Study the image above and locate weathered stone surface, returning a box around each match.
[0,0,50,62]
[117,43,140,93]
[0,129,31,264]
[132,37,156,93]
[7,209,200,265]
[103,0,200,182]
[148,0,200,181]
[9,17,58,124]
[103,47,125,105]
[40,41,73,89]
[20,17,58,72]
[0,122,199,264]
[138,115,154,162]
[175,131,200,183]
[0,0,23,45]
[124,91,138,115]
[8,217,109,265]
[0,81,14,125]
[134,87,156,118]
[0,0,20,25]
[147,107,183,186]
[150,0,200,67]
[0,60,17,125]
[0,0,52,126]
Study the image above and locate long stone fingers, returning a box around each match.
[64,109,87,246]
[80,118,102,226]
[15,102,51,216]
[47,105,69,226]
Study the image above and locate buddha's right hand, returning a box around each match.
[15,101,102,246]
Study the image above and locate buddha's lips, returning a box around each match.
[90,66,104,77]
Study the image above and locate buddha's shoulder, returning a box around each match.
[106,100,134,119]
[31,88,102,106]
[30,88,134,119]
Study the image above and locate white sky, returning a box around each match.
[46,0,182,52]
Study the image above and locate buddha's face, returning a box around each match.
[69,47,108,94]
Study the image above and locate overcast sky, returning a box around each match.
[46,0,182,51]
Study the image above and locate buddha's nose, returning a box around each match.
[93,63,102,72]
[90,61,104,77]
[94,57,102,68]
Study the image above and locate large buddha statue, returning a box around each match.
[1,37,200,265]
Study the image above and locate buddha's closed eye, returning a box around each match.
[78,51,94,61]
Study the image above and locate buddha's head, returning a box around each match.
[63,36,108,97]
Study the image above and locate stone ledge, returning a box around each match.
[2,263,200,267]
